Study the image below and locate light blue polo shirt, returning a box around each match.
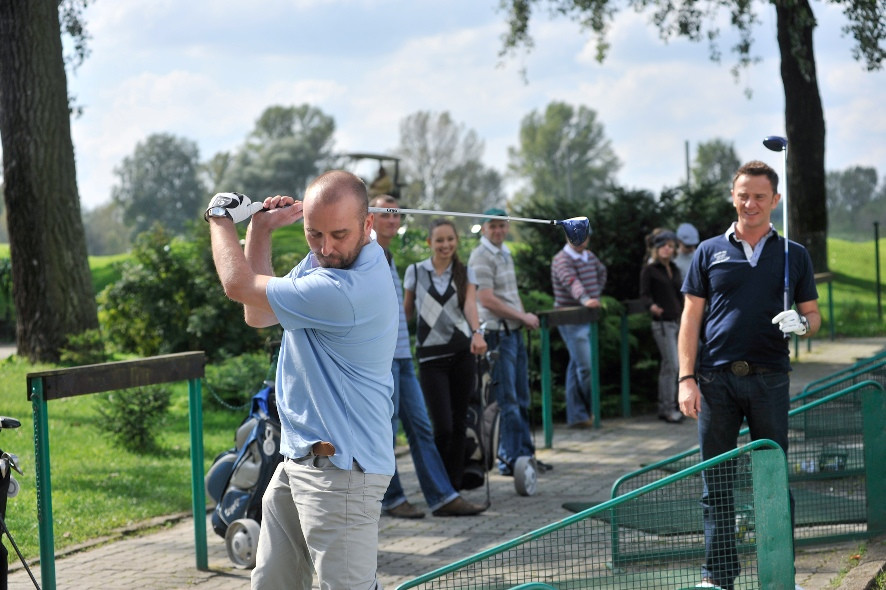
[267,239,398,475]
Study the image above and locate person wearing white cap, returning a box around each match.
[674,222,700,279]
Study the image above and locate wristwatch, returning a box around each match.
[204,206,231,221]
[473,328,485,335]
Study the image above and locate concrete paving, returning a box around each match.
[5,336,886,590]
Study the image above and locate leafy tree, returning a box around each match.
[111,133,206,238]
[396,111,504,231]
[82,201,132,255]
[692,139,741,195]
[826,165,878,238]
[220,104,335,199]
[0,0,98,361]
[202,151,232,194]
[508,101,620,209]
[499,0,886,272]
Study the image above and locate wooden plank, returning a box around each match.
[27,351,205,401]
[537,306,599,327]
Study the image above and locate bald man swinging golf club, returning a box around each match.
[206,171,398,590]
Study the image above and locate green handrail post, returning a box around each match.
[862,384,886,535]
[539,315,554,448]
[620,311,630,417]
[828,280,835,341]
[589,320,601,429]
[188,377,208,570]
[30,377,56,590]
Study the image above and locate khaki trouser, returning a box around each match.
[251,455,391,590]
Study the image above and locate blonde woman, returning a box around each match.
[404,219,487,490]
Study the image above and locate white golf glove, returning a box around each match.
[771,310,808,336]
[204,192,265,223]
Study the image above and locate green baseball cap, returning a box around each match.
[481,208,507,224]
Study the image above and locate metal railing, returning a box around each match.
[395,440,794,590]
[26,352,207,590]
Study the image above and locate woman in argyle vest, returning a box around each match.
[403,219,488,490]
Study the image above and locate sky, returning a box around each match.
[62,0,886,211]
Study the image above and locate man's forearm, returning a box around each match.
[245,222,274,276]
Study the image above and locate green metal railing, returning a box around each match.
[611,380,886,547]
[26,352,206,590]
[395,441,794,590]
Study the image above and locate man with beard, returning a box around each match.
[206,170,398,590]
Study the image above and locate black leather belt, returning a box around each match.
[719,361,780,377]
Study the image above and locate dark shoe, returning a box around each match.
[432,496,487,517]
[535,459,553,472]
[383,501,425,519]
[568,418,594,429]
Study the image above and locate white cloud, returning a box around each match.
[63,0,884,210]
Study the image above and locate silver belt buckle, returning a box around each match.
[730,361,750,377]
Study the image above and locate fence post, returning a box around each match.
[539,316,554,449]
[29,377,56,590]
[188,377,208,570]
[862,386,886,535]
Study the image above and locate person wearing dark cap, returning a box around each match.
[468,208,551,478]
[674,222,700,279]
[640,229,684,423]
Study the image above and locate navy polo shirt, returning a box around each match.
[682,227,818,372]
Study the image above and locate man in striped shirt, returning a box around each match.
[550,235,607,428]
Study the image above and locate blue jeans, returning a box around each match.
[382,358,458,512]
[651,320,679,416]
[697,369,793,589]
[556,323,592,425]
[485,330,535,473]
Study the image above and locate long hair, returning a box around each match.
[428,218,468,309]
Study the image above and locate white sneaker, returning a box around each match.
[694,582,722,589]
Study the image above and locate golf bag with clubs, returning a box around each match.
[461,350,501,495]
[204,382,282,568]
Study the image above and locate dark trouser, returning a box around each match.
[420,348,475,490]
[697,369,794,589]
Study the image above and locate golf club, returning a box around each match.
[368,206,591,246]
[763,135,789,313]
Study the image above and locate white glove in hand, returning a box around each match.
[772,310,808,336]
[204,192,265,223]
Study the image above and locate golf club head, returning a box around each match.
[763,135,788,152]
[556,217,590,246]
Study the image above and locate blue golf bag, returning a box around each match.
[204,383,282,567]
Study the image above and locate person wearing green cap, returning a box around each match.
[468,209,551,478]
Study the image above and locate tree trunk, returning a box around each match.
[775,0,828,272]
[0,0,98,362]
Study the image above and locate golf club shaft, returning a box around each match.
[781,148,789,312]
[369,206,560,226]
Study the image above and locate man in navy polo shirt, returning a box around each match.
[678,160,820,590]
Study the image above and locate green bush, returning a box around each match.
[97,224,275,361]
[95,385,173,453]
[203,349,273,409]
[59,328,107,366]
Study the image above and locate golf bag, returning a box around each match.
[205,383,282,540]
[461,350,500,491]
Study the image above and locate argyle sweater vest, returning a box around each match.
[413,265,471,360]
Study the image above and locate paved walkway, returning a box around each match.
[6,336,886,589]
